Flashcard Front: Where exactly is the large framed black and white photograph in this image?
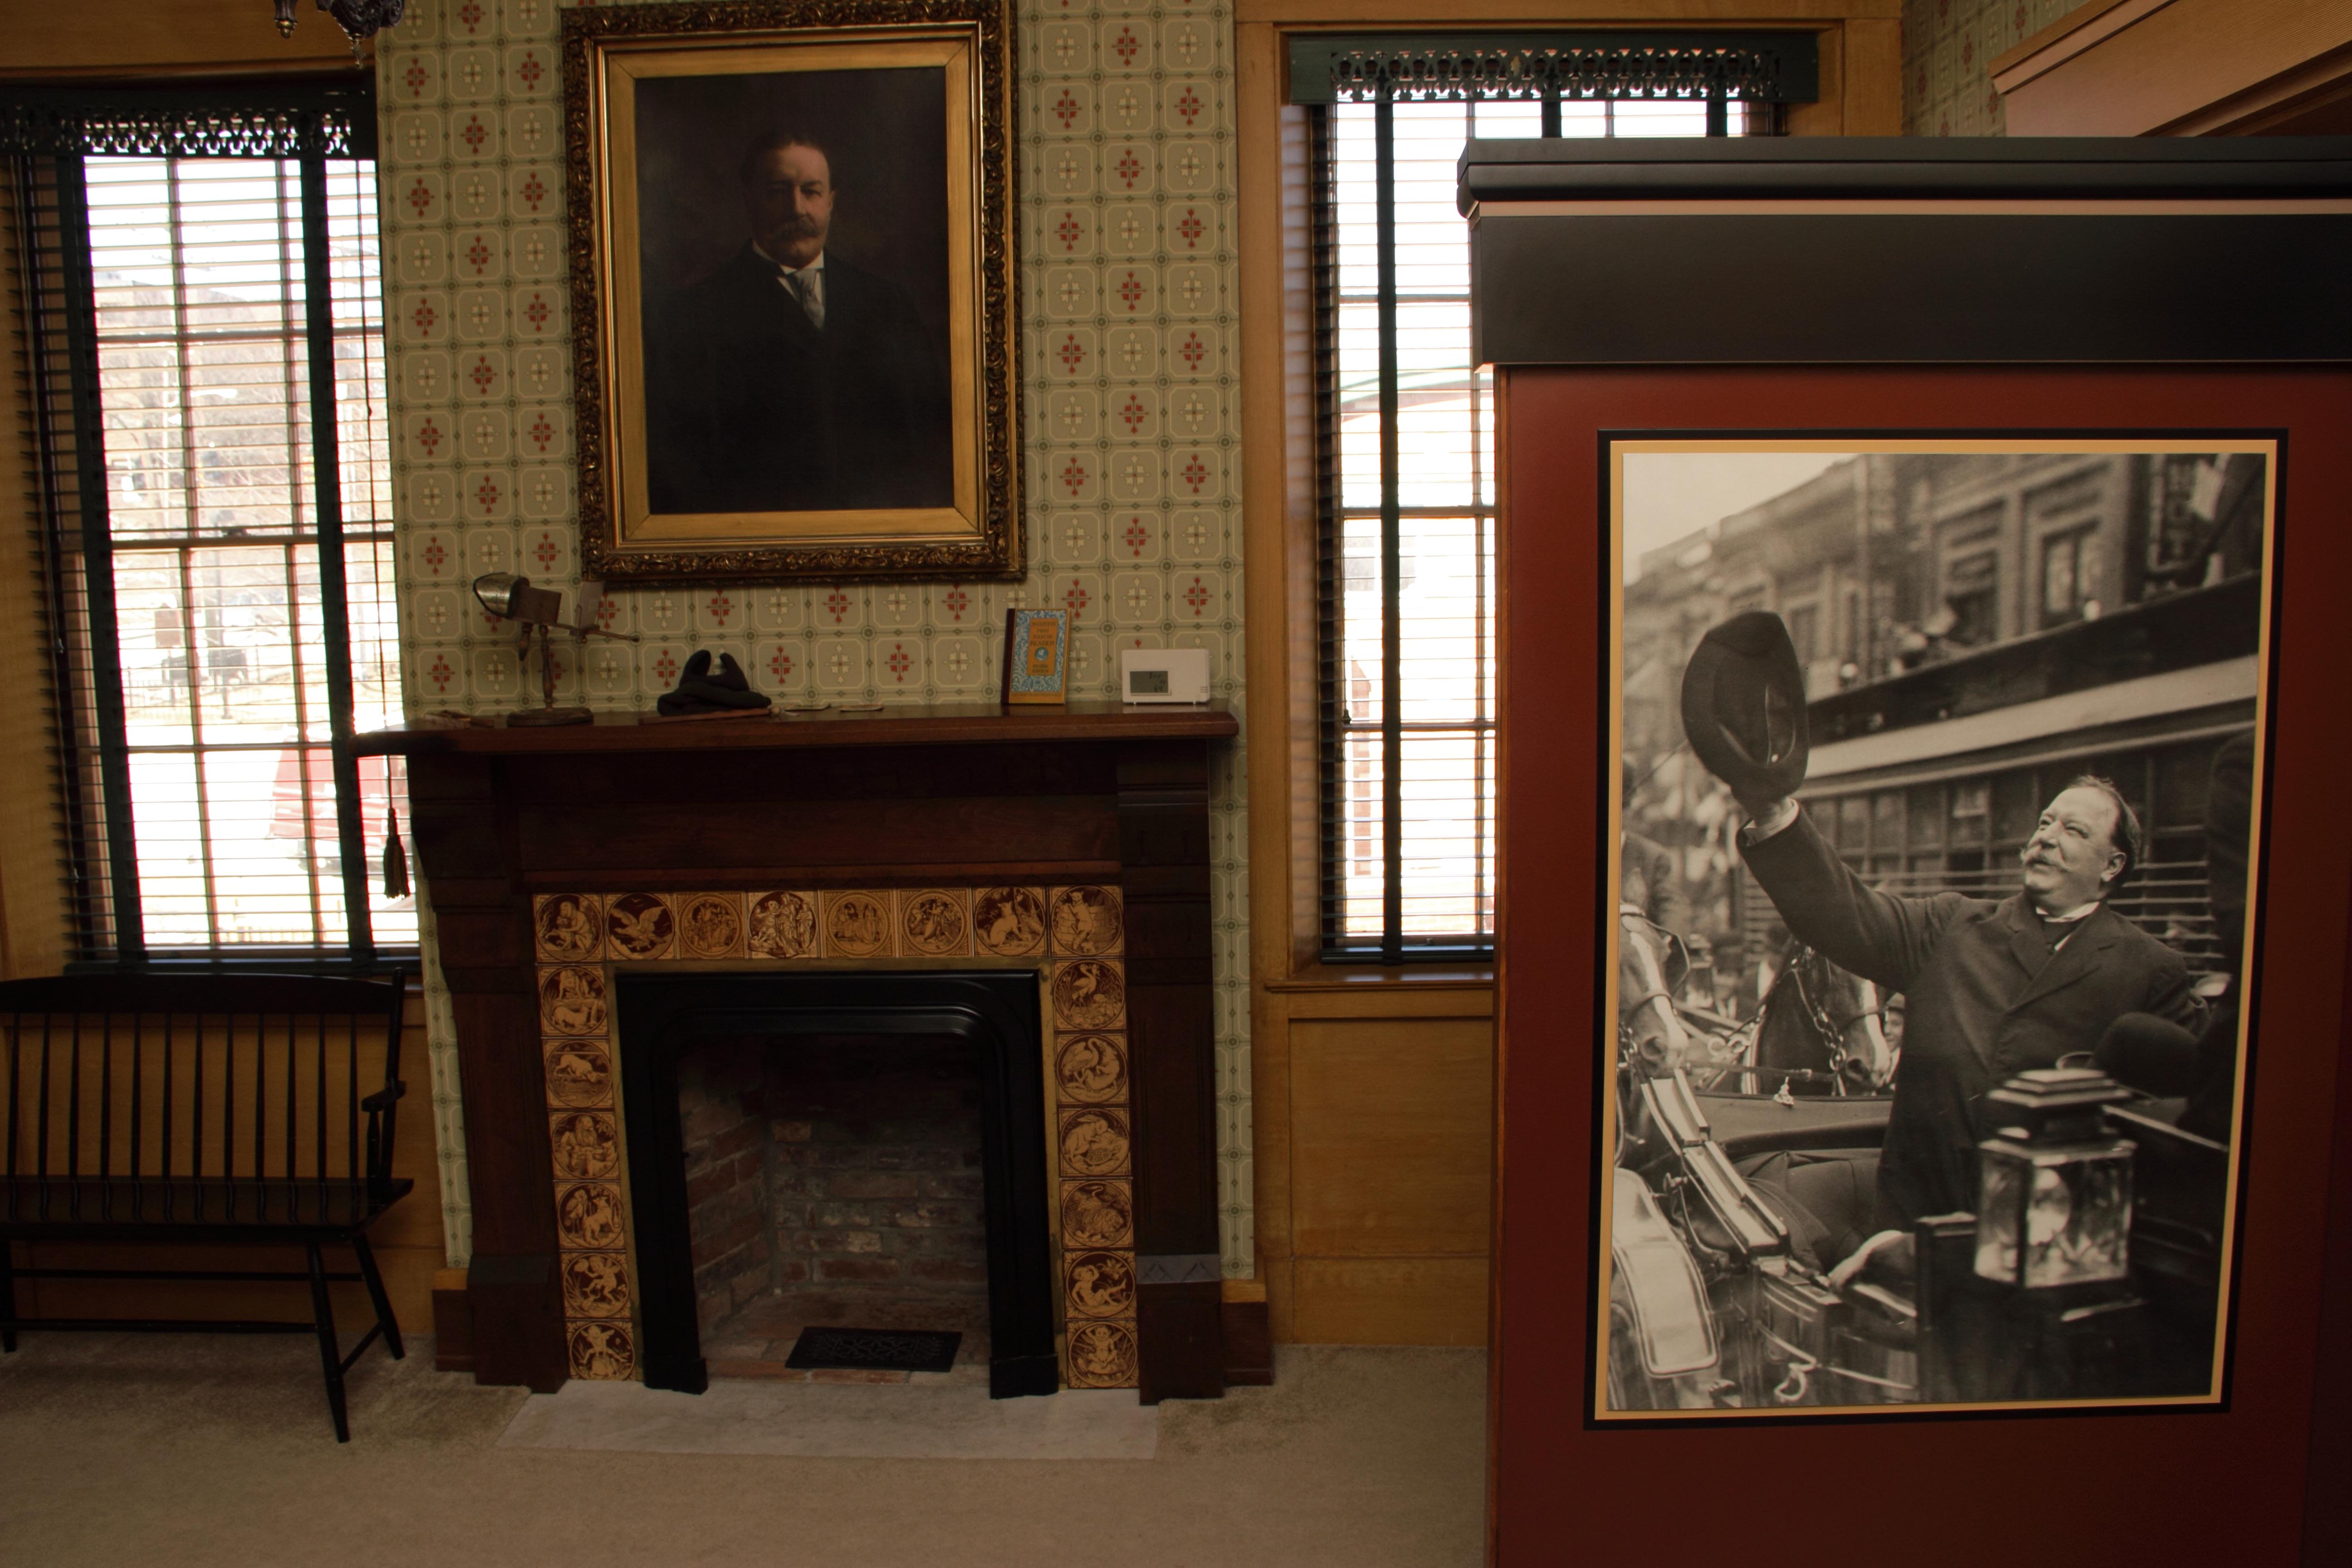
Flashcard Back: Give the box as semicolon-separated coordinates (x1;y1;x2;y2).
562;0;1019;583
1598;436;2275;1419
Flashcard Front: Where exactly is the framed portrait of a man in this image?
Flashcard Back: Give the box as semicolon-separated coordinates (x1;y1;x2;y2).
561;0;1019;582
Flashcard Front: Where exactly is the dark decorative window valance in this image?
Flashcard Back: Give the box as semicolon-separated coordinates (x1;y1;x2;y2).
0;83;374;160
1287;32;1819;107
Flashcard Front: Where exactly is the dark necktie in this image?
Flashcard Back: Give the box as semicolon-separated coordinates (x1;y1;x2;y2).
2034;909;2093;957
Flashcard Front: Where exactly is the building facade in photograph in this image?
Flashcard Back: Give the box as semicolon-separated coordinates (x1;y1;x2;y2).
1623;450;2263;988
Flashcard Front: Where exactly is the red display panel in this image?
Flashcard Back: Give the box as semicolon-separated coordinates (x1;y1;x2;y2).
1490;366;2352;1566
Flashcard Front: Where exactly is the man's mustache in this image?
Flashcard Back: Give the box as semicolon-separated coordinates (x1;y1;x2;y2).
768;213;825;237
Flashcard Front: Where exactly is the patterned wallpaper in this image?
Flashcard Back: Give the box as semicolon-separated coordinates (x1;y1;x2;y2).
1904;0;2080;135
373;0;1252;1279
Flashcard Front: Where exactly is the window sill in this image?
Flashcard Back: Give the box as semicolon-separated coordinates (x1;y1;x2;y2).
66;947;422;978
1266;962;1496;993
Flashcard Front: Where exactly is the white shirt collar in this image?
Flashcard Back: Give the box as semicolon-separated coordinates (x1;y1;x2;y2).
752;242;824;275
2036;900;2102;925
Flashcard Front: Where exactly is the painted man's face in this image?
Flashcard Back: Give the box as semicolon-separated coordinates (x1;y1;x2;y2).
745;143;833;267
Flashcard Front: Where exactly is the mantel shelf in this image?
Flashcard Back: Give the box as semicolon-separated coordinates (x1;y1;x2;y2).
352;700;1236;756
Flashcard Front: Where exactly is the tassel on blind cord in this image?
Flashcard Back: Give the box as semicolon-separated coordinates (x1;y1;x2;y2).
382;804;411;900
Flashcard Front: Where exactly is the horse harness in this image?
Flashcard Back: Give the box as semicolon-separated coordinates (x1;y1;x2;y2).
1780;942;1888;1092
1619;916;1887;1092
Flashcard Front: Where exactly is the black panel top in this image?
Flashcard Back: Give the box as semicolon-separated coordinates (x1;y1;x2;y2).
1457;135;2352;211
1460;137;2352;365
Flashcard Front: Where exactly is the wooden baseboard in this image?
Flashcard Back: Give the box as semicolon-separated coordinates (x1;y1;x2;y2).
431;1266;473;1373
1220;1278;1273;1386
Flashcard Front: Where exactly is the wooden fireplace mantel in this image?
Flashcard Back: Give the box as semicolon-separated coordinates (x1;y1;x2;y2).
355;701;1237;757
355;703;1235;1402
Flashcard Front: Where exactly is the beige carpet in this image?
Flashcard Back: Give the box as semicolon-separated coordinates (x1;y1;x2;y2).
0;1333;1485;1567
499;1377;1163;1459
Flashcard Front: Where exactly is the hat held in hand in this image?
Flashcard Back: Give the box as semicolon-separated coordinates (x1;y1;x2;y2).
1679;610;1809;802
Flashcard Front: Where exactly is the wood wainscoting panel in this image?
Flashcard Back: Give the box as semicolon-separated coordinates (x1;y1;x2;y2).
1842;18;1904;135
1283;1011;1495;1345
1290;1258;1492;1347
1290;1016;1494;1260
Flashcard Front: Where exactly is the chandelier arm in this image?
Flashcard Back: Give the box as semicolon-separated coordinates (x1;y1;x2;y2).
274;0;407;44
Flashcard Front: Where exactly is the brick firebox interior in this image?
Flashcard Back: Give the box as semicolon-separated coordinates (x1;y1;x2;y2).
680;1033;991;1376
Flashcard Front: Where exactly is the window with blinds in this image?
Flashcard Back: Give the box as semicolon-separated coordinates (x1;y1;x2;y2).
1289;36;1813;961
7;86;412;962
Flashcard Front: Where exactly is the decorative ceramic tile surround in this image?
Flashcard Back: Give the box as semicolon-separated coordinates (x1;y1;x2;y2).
531;882;1133;1385
373;0;1251;1282
1902;0;2078;136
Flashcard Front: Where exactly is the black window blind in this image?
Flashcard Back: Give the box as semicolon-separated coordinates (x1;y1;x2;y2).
1292;34;1814;963
4;83;413;963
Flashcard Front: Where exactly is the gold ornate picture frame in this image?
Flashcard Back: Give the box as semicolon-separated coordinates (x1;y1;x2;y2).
561;0;1021;583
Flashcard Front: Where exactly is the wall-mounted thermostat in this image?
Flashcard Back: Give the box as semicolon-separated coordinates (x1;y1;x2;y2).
1119;647;1210;705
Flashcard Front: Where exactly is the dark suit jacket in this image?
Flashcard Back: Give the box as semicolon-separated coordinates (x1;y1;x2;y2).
1744;810;2200;1231
1621;831;1690;935
645;245;951;514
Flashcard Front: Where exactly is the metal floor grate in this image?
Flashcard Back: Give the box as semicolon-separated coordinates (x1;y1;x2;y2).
782;1326;963;1374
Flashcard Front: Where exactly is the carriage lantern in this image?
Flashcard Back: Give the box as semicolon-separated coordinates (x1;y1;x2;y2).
1973;1068;2137;1289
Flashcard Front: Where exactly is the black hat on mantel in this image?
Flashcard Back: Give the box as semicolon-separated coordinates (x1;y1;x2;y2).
1679;610;1809;802
657;649;774;718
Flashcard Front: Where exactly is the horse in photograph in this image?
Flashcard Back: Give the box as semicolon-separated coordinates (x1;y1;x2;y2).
1750;941;1894;1097
1608;907;1703;1081
1621;910;1890;1098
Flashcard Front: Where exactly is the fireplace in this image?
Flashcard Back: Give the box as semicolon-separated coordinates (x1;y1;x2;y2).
678;1033;989;1367
619;970;1058;1397
532;884;1133;1390
366;705;1238;1402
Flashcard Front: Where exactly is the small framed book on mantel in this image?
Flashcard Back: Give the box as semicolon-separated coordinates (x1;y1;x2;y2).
1001;608;1068;705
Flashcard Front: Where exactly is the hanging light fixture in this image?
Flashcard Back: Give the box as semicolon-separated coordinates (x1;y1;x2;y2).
274;0;407;42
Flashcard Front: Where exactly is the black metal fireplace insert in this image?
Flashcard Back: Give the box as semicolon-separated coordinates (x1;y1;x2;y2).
616;969;1057;1397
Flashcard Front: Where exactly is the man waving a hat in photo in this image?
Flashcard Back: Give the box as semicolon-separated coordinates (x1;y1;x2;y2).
1681;611;2203;1249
